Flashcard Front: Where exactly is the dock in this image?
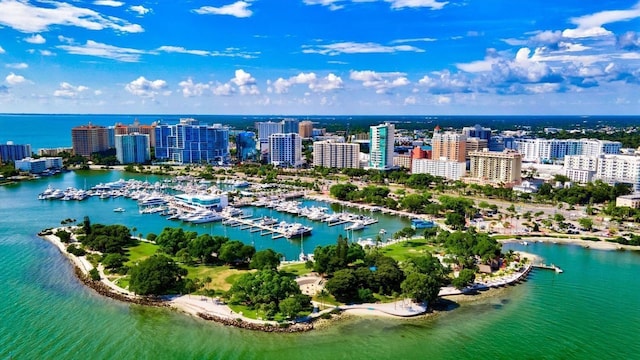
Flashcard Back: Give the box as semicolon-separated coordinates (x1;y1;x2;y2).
218;212;311;239
532;263;564;273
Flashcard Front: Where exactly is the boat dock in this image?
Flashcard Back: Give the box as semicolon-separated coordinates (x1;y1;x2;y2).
218;212;311;239
532;263;564;273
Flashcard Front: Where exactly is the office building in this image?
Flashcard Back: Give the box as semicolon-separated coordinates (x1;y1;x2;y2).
468;149;522;186
282;118;299;134
462;124;492;141
368;123;395;170
256;121;284;153
15;157;62;173
313;140;360;169
269;133;302;167
236;131;257;162
515;138;621;163
412;158;466;180
115;133;150;164
72;124;110;157
155;118;229;164
465;137;489;159
0;142;32;162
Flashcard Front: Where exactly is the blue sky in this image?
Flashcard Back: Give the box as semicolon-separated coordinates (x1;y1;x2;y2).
0;0;639;115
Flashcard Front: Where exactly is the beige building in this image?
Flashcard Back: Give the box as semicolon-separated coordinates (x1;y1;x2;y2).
465;137;488;159
313;140;360;169
299;121;313;138
468;149;522;186
394;154;412;169
72;124;109;157
616;194;640;208
432;130;466;163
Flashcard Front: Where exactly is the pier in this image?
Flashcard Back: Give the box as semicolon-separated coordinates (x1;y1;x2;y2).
217;212;311;239
532;263;564;273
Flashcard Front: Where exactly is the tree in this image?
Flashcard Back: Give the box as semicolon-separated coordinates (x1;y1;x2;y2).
102;253;127;271
279;294;311;319
56;229;72;243
452;269;476;289
325;268;359;303
401;272;440;304
83;216;91;234
219;240;255;265
445;212;466;230
578;217;594;231
129;255;188;296
227;270;305;310
250;249;281;270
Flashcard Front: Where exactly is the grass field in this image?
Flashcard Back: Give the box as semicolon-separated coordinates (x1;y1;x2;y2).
377;238;437;261
125;241;159;266
279;262;313;277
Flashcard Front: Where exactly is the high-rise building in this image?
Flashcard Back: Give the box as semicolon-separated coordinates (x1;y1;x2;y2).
565;154;640;191
462;124;492;141
515;138;621;163
299;121;314;138
412;158;466;180
368;123;395;170
282;118;299;134
0;141;32;162
256;121;284;153
269;133;302;167
115;133;150;164
313;140;360;169
236;131;257;162
72;124;110;157
465;137;489;159
432;129;466;163
468;149;522;186
154;118;229;164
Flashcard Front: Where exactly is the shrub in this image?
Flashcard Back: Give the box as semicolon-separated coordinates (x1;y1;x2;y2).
89;268;100;281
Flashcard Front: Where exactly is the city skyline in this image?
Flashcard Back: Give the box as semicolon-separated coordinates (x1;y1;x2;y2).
0;1;639;115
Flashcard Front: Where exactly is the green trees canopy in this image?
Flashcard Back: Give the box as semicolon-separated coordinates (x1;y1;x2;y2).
155;227;198;255
401;272;441;304
227;269;307;310
219;240;255;265
451;268;476;290
329;183;359;201
80;223;134;254
128;254;188;296
250;249;281;270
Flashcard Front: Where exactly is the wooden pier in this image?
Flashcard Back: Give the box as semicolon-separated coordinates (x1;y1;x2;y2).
532;263;564;273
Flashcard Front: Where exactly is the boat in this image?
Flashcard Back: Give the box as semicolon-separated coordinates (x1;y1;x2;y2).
345;221;365;231
220;206;244;217
113;207;125;213
185;211;223;224
282;223;312;238
256;216;278;226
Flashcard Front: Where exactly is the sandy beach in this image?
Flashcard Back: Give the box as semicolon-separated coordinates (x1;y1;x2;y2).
499;236;640;251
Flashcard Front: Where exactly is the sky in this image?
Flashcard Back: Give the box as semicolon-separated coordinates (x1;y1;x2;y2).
0;0;639;115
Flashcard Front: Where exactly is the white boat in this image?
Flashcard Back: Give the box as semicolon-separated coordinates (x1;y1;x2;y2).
113;207;125;213
345;221;365;231
256;216;278;226
137;196;167;206
186;211;223;224
221;206;244;217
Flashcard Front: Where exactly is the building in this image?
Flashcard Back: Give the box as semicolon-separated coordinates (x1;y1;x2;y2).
0;142;32;162
256;121;284;154
616;194;640;208
465;137;489;160
281;118;299;134
515;138;621;163
15;157;62;173
38;147;73;157
411;158;466;180
299;121;313;138
564;154;640;191
109;120;157;148
174;193;228;211
269;133;302;167
236;131;258;162
488;135;516;152
115;133;150;164
394;154;412;169
154;118;229;164
468;149;522;186
432;129;466;163
313;140;360;169
462;124;492;141
72;124;110;157
368;123;395;170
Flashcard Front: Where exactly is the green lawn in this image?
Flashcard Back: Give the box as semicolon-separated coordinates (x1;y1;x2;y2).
227;303;287;322
378;238;437;261
125;241;159;266
181;265;251;292
279;262;314;277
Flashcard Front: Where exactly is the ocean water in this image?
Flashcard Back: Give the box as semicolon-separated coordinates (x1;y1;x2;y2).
1;172;640;359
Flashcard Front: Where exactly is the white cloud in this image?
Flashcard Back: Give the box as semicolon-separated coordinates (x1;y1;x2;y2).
130;5;151;15
269;72;318;94
194;1;253;18
178;78;211;97
93;0;124;7
350;70;410;94
6;63;28;69
403;96;416;105
0;0;144;33
385;0;448;10
303;41;424;55
232;69;256;86
125;76;168;98
212;83;234;96
6;72;26;85
562;3;640;39
53;82;89;98
25;34;46;44
309;73;343;92
158;46;209;57
391;37;437;44
39;50;54;56
418;70;473;94
157;45;258;59
58;35;73;44
436;95;451;104
58;40;146;62
0;46;4;54
94;90;103;96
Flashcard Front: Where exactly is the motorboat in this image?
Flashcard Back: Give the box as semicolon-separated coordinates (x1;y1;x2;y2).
345;221;365;231
185;211;223;224
113;207;126;213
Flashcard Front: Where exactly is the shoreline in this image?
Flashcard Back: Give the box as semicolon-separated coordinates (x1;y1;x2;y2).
498;236;640;251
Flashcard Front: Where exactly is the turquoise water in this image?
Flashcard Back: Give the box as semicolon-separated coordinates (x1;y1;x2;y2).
2;172;640;359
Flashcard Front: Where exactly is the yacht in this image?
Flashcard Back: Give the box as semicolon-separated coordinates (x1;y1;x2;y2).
345;221;365;231
186;211;223;224
220;206;244;217
137;196;167;206
256;216;278;226
113;207;126;213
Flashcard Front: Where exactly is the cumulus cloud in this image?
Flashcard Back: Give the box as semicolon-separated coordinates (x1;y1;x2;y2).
230;69;259;94
5;72;26;85
125;76;168;98
350;70;410;94
6;63;28;69
269;72;317;94
212;83;234;96
25;34;46;44
302;41;424;55
194;1;253;18
0;0;143;33
130;5;151;15
0;45;4;54
617;31;640;50
178;78;211;97
418;70;473;94
309;73;343;92
58;40;146;62
53;82;89;98
304;0;448;11
93;0;124;7
562;3;640;39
